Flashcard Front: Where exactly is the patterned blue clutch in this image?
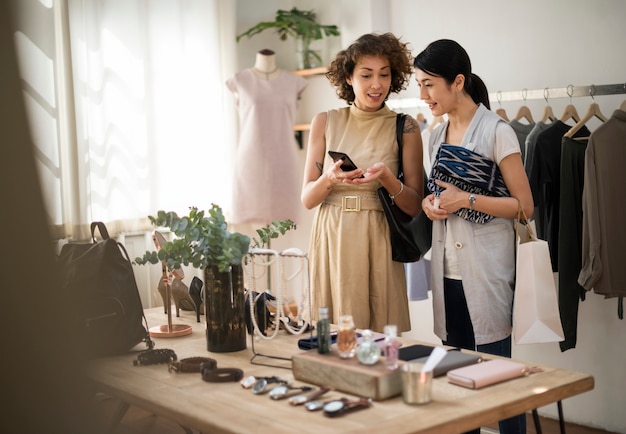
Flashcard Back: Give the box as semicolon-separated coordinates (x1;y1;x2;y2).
427;144;509;224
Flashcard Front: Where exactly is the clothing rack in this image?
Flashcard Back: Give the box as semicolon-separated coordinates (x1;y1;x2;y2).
491;83;626;103
387;82;626;110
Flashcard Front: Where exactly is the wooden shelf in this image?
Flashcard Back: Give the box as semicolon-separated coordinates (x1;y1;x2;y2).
292;67;327;147
292;66;328;76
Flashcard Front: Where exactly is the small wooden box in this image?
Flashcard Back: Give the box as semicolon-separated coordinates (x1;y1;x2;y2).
291;348;402;401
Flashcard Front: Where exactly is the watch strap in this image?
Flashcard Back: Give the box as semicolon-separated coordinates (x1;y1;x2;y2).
469;193;476;211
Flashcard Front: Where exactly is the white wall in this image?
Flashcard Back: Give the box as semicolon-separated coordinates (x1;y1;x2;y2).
12;0;624;431
394;3;626;433
234;1;626;432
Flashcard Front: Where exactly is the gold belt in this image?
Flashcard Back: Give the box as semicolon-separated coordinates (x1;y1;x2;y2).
324;192;383;212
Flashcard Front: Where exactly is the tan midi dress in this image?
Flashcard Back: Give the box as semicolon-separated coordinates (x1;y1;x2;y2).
309;104;410;333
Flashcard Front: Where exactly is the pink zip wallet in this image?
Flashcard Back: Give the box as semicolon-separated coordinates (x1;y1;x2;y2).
446;359;527;389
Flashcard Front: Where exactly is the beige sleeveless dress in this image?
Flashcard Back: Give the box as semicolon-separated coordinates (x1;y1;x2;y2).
309;104;410;333
226;69;307;224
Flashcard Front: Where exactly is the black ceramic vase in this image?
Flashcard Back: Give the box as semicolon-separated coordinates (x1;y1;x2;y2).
204;264;247;352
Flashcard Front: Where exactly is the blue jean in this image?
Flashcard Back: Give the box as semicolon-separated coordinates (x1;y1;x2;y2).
442;278;526;434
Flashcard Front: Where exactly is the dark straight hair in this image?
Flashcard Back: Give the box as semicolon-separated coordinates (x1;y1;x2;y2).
413;39;490;109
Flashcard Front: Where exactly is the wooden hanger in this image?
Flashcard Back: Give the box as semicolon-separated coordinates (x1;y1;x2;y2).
559;103;580;123
494;91;509;122
560;84;580;124
540;105;556;123
496;108;510;122
564;102;607;138
512;89;534;124
514;105;535;124
540;88;556;123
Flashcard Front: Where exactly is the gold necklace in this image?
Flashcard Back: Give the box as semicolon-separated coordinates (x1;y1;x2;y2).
253;66;278;79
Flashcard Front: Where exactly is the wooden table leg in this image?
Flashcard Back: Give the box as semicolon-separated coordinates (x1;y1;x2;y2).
107;401;130;433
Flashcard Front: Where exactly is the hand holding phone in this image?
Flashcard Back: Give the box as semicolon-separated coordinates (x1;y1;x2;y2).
328;151;364;178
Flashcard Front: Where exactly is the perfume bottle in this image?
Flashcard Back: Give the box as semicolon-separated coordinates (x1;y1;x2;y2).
337;315;357;358
384;324;400;370
356;329;381;365
317;307;331;354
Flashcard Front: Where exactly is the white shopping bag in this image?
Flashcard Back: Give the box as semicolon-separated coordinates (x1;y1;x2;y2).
513;217;564;345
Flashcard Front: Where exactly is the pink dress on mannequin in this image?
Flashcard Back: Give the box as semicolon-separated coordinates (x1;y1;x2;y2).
226;69;307;224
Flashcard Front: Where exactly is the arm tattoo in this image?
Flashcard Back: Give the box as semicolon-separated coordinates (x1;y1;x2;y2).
403;116;419;134
315;161;324;174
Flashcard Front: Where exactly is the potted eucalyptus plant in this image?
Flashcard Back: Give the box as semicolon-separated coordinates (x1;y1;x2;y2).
236;7;340;70
135;204;296;352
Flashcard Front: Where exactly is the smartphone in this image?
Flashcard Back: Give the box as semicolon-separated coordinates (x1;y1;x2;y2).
328;151;364;177
398;344;435;361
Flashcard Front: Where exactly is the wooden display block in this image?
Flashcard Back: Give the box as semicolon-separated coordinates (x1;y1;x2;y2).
291;348;402;401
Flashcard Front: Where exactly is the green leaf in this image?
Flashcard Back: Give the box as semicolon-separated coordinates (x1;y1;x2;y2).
135;204;295;273
236;7;340;44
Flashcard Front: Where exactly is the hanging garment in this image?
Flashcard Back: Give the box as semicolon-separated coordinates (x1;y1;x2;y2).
226;70;307;224
508;119;535;163
557;136;588;352
524;121;551;177
405;260;430;301
529;121;590;271
404;127;436;301
578;109;626;314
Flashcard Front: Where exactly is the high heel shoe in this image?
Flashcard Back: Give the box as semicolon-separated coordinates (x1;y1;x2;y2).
189;276;204;323
244;291;275;335
157;276;196;317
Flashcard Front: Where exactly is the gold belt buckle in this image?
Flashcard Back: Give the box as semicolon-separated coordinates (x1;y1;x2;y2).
342;195;361;212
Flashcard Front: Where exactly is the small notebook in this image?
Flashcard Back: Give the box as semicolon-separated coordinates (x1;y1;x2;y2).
412;350;482;377
447;359;527;389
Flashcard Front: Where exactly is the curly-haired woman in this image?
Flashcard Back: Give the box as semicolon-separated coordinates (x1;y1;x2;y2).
302;33;423;333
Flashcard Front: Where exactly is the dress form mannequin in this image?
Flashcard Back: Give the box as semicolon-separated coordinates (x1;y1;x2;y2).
225;48;307;225
252;49;281;80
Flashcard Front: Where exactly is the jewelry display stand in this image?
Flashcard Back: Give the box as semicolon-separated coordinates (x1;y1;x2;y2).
244;248;312;368
149;231;193;338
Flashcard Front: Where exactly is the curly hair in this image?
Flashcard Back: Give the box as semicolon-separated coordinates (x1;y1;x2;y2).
326;33;413;104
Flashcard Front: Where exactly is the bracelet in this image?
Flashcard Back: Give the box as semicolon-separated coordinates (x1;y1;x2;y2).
389;181;404;204
201;365;244;383
133;348;177;366
169;357;217;373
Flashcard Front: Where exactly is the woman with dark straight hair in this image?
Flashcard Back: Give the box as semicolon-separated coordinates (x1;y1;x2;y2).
415;39;533;434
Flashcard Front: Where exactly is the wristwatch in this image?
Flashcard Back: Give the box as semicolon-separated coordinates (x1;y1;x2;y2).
322;397;372;417
269;385;313;400
468;193;476;211
288;386;331;405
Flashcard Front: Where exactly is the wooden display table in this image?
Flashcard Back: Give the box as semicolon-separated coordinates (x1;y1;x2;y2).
85;308;594;434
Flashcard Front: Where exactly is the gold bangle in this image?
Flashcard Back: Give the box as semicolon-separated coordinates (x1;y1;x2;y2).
389;181;404;204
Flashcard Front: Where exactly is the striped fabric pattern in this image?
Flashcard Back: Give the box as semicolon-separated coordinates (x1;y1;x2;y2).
427;144;509;224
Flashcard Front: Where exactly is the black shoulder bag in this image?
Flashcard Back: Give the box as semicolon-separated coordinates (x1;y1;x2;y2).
377;113;432;262
58;222;154;358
